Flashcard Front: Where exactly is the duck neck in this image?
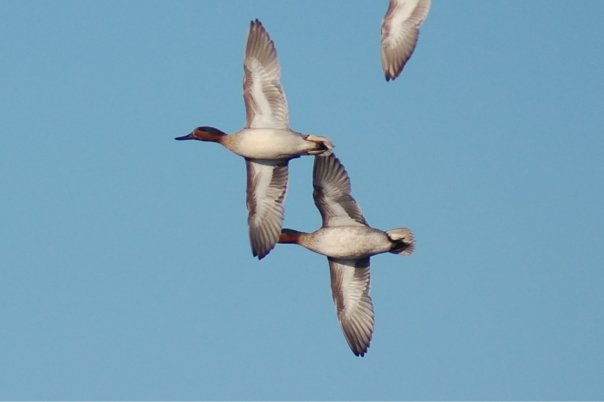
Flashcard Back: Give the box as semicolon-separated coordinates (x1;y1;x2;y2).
279;228;306;244
196;127;227;143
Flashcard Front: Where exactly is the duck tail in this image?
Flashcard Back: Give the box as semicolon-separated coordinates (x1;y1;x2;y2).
305;134;334;155
386;228;415;256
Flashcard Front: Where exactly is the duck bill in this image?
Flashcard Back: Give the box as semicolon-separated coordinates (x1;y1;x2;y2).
174;133;195;141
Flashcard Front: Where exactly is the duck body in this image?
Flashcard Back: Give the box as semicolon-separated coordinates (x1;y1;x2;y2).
224;128;326;160
281;226;395;260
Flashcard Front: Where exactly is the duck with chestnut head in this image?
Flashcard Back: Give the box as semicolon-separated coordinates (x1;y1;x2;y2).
279;153;415;356
176;20;333;259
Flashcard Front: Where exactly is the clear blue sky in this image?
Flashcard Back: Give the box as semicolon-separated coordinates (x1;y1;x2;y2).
2;0;603;399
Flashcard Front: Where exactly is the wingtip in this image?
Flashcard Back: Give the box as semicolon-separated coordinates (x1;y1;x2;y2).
251;241;275;260
250;18;263;29
346;335;371;357
252;247;268;260
384;68;401;81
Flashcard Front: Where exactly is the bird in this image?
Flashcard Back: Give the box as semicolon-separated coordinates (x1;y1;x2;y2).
278;153;415;356
175;19;333;260
381;0;431;81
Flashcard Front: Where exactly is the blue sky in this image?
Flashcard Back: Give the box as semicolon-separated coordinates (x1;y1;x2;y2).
1;0;603;399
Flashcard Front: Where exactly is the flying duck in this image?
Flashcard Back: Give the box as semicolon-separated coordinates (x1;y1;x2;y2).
176;20;333;259
279;153;415;356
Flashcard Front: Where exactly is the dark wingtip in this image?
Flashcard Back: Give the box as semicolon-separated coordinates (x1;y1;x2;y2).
252;244;271;260
351;346;368;357
254;250;269;260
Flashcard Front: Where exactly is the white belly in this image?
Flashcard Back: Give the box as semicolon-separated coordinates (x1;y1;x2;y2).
228;128;309;160
304;226;392;259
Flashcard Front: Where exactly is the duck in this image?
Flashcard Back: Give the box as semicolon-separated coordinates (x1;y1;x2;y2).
381;0;431;81
278;153;415;356
175;19;333;259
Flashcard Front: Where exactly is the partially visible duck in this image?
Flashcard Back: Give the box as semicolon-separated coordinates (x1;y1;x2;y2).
176;20;333;259
381;0;431;81
278;153;415;356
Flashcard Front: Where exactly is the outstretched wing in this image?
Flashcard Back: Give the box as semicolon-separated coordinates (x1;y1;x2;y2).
246;159;289;259
243;19;289;129
329;257;374;357
381;0;431;81
312;153;368;227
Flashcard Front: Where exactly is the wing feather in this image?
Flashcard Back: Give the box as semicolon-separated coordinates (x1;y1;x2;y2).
329;257;374;356
243;20;289;129
246;159;289;259
313;154;368;227
381;0;431;81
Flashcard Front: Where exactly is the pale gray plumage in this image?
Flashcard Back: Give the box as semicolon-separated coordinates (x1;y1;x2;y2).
278;153;415;356
314;154;374;356
313;153;368;228
246;159;289;259
176;19;333;260
329;257;374;356
381;0;431;81
244;20;289;129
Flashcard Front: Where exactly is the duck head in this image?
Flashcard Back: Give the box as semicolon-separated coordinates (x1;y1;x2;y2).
175;126;227;142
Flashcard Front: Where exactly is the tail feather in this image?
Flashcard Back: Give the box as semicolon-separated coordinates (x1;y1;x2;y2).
387;228;415;256
305;134;334;155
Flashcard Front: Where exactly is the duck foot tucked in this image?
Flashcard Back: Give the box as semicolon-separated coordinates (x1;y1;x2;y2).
305;135;334;155
387;227;415;256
